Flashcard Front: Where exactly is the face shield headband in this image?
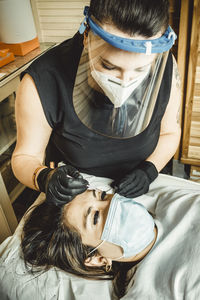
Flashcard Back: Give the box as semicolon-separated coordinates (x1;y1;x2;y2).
79;6;177;55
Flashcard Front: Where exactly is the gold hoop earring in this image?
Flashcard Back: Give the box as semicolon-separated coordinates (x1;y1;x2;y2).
105;264;112;272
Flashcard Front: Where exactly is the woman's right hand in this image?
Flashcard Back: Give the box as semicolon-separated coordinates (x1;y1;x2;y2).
37;165;88;206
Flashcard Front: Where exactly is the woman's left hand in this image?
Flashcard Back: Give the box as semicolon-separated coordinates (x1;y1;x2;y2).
112;161;158;198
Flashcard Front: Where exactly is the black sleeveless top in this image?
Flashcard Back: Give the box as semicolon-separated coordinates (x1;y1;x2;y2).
21;32;173;180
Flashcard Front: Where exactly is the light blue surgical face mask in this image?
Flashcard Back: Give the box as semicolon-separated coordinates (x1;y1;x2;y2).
89;193;155;259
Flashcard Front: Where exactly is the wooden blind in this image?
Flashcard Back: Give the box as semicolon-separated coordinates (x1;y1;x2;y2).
31;0;179;44
31;0;89;43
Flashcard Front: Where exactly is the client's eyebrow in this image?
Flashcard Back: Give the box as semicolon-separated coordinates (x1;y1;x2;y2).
84;206;92;228
92;190;96;197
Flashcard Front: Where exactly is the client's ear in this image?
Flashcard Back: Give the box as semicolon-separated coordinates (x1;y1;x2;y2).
84;255;112;267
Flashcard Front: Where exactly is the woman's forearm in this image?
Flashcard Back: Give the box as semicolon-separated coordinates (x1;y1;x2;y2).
12;74;52;190
11;153;47;190
146;129;181;172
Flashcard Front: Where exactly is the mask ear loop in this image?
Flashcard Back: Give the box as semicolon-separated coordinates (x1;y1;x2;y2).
88;243;125;261
88;240;107;256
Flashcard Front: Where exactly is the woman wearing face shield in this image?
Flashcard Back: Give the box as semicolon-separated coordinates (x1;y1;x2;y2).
11;0;181;205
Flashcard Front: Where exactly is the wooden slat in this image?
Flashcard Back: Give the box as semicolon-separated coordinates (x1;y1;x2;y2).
41;36;72;43
38;9;84;16
39;16;83;22
188;145;200;158
195;67;200;83
37;2;88;9
174;0;191;159
190;136;200;146
42;22;79;29
41;28;79;37
193;96;200;110
181;157;200;166
181;0;200;161
190;121;200;135
37;0;85;2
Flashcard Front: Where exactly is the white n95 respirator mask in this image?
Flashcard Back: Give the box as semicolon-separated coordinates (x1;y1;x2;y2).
89;193;155;259
91;69;150;108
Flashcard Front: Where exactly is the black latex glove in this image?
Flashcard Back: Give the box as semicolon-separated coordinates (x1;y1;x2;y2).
37;165;88;206
112;161;158;198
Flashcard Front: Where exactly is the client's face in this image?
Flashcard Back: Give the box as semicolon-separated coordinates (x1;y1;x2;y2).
63;190;122;259
64;190;157;262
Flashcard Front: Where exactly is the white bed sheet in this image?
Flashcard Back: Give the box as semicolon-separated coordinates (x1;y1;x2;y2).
1;174;200;300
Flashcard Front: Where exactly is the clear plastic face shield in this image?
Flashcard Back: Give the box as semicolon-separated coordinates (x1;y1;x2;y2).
73;6;177;138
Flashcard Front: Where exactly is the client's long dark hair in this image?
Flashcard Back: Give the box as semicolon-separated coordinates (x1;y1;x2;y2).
21;201;137;299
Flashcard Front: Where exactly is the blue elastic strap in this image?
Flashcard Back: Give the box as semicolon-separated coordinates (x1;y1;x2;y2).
79;6;177;54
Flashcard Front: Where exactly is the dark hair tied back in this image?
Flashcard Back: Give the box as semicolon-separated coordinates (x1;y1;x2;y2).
89;0;169;37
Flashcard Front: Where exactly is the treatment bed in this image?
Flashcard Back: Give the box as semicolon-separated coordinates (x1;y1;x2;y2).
1;174;200;300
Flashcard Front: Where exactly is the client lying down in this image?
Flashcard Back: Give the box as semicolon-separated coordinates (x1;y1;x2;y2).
21;190;156;299
1;174;200;299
